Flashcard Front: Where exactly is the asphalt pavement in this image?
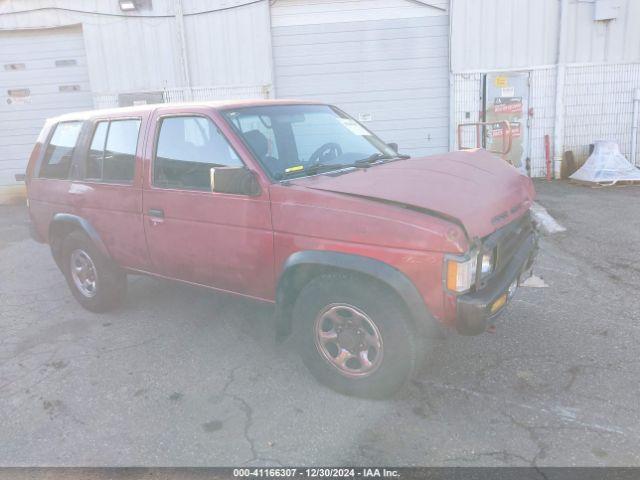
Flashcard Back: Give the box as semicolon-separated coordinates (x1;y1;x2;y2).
0;180;639;467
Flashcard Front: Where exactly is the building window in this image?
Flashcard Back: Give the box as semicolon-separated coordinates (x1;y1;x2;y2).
7;88;30;98
85;119;141;184
4;63;25;71
59;85;81;92
55;59;77;67
40;122;83;179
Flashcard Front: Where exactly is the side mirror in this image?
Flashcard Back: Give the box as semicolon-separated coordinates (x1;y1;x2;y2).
210;166;261;196
387;142;399;153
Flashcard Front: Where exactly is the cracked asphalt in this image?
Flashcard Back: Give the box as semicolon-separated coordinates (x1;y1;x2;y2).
1;180;639;467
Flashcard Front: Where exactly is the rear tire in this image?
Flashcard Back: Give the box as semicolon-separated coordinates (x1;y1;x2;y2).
61;230;127;313
292;272;419;399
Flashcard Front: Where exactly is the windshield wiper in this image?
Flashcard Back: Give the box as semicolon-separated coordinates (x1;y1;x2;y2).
279;152;412;180
353;152;411;167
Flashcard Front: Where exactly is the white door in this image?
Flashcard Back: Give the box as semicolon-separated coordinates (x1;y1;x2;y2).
0;25;93;188
272;10;450;157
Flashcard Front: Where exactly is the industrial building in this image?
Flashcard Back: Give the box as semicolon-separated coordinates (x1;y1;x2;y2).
1;0;639;202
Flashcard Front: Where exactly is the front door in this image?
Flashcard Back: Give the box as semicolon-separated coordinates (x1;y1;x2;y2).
141;107;275;301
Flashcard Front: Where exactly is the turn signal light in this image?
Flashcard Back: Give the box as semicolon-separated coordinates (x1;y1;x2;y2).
446;255;477;293
490;293;508;314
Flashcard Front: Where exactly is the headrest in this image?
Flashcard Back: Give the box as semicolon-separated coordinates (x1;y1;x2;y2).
244;129;268;158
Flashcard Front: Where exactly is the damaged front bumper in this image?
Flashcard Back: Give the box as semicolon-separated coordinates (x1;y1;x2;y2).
455;226;538;335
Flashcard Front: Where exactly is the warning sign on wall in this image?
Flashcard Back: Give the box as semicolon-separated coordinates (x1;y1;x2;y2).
484;72;530;172
493;97;523;114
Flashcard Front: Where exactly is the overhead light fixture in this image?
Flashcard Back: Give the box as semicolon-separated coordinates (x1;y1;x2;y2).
119;0;137;11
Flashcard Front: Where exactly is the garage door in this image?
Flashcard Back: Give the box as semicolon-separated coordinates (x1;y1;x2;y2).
272;15;449;157
0;25;93;188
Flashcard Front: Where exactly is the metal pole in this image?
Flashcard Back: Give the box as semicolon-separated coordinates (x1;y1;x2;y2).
545;134;551;181
175;0;192;101
632;88;640;166
553;0;569;179
265;0;277;99
448;0;456;151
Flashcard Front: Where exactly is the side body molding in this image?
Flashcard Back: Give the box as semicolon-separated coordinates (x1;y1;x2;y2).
275;250;433;340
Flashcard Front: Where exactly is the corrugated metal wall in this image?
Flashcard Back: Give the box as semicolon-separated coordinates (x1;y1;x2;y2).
0;25;95;188
452;0;640;176
0;0;274;192
453;64;640;176
271;0;450;157
270;0;448;27
0;0;273;97
451;0;640;72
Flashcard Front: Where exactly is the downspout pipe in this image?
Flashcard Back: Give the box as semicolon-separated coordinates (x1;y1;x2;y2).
632;88;640;166
175;0;192;100
553;0;569;179
448;0;455;151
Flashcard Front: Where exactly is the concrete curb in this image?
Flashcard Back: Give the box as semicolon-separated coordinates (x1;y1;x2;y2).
0;185;26;206
531;202;567;234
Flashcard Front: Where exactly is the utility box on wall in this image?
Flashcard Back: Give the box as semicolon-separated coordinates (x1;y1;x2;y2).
118;91;164;107
594;0;620;21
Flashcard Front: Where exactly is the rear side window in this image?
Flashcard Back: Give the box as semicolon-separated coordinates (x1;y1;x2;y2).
85;119;140;183
40;121;82;179
154;116;242;191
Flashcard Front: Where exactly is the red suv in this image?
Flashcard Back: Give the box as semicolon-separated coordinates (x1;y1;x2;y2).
25;100;537;398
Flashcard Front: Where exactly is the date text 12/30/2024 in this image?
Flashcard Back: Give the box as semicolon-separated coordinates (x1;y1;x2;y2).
233;468;400;478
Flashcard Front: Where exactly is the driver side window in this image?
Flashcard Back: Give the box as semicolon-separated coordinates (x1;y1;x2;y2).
154;115;243;191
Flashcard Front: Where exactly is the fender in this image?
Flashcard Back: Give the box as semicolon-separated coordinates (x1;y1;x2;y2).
49;213;110;265
275;250;433;340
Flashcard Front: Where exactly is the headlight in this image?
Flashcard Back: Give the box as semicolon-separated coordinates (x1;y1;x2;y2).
480;249;495;278
446;254;477;293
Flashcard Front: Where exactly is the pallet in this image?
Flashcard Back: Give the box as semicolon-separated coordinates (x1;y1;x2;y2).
569;179;640;188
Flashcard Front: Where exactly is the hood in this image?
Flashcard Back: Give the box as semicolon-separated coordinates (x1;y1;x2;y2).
289;149;535;240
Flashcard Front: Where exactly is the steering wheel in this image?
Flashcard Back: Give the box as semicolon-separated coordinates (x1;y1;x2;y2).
308;142;343;164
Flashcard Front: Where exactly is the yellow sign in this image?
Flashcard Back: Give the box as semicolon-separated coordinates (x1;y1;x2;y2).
284;165;304;173
494;76;508;88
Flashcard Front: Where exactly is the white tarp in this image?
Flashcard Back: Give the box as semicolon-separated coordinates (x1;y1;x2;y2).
570;140;640;185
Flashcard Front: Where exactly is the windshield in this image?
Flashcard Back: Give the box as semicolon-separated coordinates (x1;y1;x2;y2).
223;104;399;179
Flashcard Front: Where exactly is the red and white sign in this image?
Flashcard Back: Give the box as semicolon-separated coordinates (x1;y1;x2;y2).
494;97;523;114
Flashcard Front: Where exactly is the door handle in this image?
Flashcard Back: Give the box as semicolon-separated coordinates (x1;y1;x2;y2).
148;208;165;226
148;208;164;218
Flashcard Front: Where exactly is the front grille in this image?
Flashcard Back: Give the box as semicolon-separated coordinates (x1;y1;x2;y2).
475;212;534;290
496;214;534;271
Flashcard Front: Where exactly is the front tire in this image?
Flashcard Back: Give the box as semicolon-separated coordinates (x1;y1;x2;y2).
292;273;420;399
61;231;127;313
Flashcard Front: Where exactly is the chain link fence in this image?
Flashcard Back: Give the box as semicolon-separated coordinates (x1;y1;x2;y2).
565;63;640;166
93;84;272;110
453;63;640;177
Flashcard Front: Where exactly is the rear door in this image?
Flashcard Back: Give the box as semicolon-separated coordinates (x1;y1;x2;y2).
141;106;275;301
68;113;150;270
